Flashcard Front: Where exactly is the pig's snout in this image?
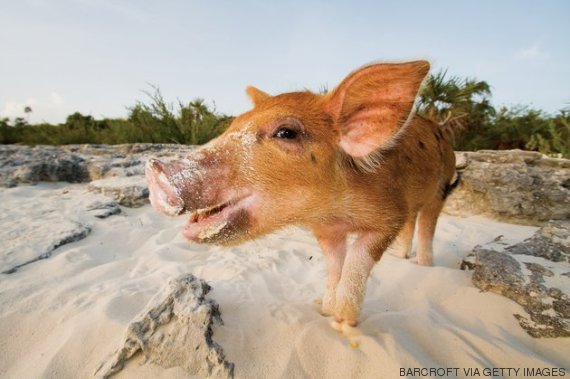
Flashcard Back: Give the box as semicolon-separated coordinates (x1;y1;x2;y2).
145;158;185;216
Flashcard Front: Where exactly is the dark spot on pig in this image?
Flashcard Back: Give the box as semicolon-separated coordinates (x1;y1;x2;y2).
418;141;426;149
310;152;317;164
404;154;412;164
435;129;443;142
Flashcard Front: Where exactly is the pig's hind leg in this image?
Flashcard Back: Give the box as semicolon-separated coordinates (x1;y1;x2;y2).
416;198;445;266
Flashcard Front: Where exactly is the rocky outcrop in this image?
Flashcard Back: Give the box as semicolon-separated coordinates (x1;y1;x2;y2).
0;144;195;208
95;274;234;379
2;146;90;187
0;144;193;187
445;150;570;225
461;221;570;338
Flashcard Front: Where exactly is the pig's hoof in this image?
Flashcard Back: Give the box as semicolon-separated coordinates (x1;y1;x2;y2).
315;298;332;316
320;308;333;317
416;257;433;266
330;320;361;347
320;300;335;317
334;298;360;326
330;320;343;332
320;291;336;316
392;249;411;259
334;315;358;327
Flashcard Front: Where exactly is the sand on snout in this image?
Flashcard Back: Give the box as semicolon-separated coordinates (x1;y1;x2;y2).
0;183;568;379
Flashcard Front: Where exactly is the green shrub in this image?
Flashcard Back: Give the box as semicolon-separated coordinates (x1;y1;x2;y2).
0;86;231;146
526;109;570;158
126;87;231;145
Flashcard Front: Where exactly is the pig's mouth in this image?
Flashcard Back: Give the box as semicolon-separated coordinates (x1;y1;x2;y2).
183;194;252;243
188;202;231;223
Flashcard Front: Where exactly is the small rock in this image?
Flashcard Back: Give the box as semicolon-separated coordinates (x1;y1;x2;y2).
88;176;149;207
455;152;469;169
95;274;234;378
85;200;122;219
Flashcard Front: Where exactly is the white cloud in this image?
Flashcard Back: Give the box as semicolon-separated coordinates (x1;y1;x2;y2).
0;92;66;123
515;44;550;61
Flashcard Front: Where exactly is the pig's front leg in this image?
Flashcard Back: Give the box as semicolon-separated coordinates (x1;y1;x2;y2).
334;232;392;326
314;231;347;316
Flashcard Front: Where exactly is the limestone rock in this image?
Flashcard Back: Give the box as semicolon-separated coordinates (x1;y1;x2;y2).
95;274;234;378
461;221;570;337
0;144;198;209
85;199;122;219
88;176;149;207
0;144;195;187
507;220;570;263
445;150;570;225
5;146;90;184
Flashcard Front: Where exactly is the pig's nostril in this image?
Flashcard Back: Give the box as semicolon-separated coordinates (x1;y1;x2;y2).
145;158;185;216
146;158;165;174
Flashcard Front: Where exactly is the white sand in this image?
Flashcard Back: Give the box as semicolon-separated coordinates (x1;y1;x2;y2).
0;183;568;378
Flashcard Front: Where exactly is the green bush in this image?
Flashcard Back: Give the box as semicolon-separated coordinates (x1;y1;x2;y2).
0;87;231;146
526;109;570;158
127;87;231;145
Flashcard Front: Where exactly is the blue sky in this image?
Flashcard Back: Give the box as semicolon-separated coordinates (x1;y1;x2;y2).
1;0;569;123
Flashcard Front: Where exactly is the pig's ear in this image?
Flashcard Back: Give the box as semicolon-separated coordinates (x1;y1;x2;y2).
246;86;271;107
326;61;429;157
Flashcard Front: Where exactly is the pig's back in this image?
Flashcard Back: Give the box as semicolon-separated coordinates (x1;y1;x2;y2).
379;115;456;209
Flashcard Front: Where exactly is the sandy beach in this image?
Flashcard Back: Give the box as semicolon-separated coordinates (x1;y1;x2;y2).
0;182;568;378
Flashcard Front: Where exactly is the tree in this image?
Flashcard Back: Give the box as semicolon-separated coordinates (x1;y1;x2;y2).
24;106;32;123
417;70;494;128
417;70;496;150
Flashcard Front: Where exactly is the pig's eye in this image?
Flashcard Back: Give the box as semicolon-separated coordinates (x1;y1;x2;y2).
273;127;299;140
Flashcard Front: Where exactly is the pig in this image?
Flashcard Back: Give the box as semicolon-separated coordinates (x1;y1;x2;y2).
145;60;458;327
